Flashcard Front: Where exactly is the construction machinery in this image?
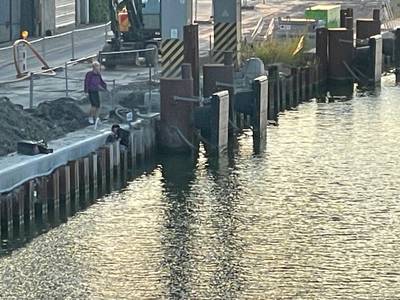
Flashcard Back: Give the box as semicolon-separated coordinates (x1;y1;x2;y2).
100;0;161;68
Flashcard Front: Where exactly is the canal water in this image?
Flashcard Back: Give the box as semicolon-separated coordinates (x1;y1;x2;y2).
1;76;400;299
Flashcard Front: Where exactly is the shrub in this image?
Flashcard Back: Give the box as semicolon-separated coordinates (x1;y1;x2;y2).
90;0;110;23
242;36;308;67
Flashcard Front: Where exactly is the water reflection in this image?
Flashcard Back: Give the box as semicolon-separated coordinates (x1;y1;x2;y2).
0;77;400;298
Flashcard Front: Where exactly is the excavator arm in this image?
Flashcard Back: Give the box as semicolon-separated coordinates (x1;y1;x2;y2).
109;0;145;42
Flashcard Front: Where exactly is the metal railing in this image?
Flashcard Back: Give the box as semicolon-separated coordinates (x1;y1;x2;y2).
0;22;111;70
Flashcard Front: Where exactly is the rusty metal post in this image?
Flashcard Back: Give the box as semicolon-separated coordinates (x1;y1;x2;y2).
68;160;80;213
160;64;197;152
36;177;48;226
79;157;90;207
316;28;328;84
203;56;235;127
105;144;114;193
97;148;107;197
14;187;25;238
280;76;286;112
128;132;137;171
268;65;279;122
47;170;60;224
121;149;128;185
59;165;71;219
373;9;380;21
328;29;354;82
24;181;35;234
356;19;381;41
290;68;299;108
184;24;200;96
89;152;98;202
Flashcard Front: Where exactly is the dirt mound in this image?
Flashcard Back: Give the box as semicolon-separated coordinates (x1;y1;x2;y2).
0;97;88;156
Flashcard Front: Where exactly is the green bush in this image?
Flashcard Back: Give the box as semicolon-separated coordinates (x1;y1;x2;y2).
90;0;110;23
242;37;307;67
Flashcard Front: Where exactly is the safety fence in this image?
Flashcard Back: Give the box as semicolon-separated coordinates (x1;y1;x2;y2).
0;22;111;70
0;47;160;110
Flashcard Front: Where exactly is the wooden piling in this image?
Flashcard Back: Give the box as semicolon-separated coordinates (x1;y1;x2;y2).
121;149;128;186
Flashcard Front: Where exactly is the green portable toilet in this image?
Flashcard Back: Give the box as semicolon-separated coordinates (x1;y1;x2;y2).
305;5;341;28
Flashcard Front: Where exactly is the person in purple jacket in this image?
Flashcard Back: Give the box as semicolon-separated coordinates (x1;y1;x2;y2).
84;61;107;127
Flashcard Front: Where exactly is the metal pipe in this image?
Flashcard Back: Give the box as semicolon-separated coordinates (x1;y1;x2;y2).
71;31;75;60
65;62;69;97
29;75;34;109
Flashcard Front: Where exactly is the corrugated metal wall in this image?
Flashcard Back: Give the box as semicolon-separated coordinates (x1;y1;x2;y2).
0;0;21;43
0;0;11;42
55;0;76;28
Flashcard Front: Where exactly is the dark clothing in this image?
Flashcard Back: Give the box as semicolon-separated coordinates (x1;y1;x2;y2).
84;71;107;93
88;91;100;108
106;128;130;148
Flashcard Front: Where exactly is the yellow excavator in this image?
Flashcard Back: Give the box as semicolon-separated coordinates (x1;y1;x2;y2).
99;0;161;68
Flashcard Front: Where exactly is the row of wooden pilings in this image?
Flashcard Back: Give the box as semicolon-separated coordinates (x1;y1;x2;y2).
266;64;323;124
0;122;156;246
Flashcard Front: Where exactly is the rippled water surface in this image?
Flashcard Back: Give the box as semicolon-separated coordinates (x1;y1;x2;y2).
1;78;400;299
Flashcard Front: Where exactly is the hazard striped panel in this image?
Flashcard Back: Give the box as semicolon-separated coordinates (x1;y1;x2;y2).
161;39;184;78
213;22;238;64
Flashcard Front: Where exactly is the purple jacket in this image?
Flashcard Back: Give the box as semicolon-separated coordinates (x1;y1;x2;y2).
84;71;107;93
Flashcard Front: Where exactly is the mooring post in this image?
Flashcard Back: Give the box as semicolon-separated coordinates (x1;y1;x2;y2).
287;75;294;109
47;169;60;224
316;28;328;85
89;152;98;202
203;54;235;129
184;24;200;96
59;165;71;219
369;35;383;85
253;75;268;141
280;76;287;112
68;160;80;213
268;65;279;122
160;64;197;152
97;148;108;196
395;28;400;84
